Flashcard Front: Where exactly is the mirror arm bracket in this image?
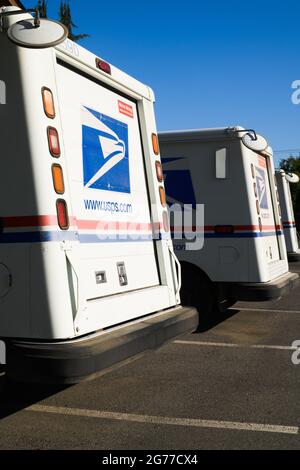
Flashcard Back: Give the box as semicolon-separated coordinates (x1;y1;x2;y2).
232;128;258;142
0;8;40;32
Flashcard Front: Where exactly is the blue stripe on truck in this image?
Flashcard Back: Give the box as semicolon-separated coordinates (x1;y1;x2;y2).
172;231;283;239
0;230;283;244
0;232;158;244
0;231;79;244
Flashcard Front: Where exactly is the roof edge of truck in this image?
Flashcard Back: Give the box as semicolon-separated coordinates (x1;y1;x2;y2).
55;38;154;102
158;126;261;143
1;6;154;102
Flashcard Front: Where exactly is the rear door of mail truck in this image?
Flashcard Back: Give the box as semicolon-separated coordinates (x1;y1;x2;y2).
55;61;160;303
250;152;280;262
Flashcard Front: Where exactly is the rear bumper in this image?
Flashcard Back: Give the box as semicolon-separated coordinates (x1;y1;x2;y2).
220;271;299;301
4;306;198;384
288;252;300;262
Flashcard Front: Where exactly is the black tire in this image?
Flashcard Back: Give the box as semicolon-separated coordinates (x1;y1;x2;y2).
226;298;238;309
217;297;238;313
180;265;216;325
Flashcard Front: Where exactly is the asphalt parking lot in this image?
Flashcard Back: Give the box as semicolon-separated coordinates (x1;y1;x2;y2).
0;263;300;450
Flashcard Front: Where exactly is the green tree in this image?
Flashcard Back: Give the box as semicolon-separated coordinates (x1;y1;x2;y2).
279;156;300;219
36;0;48;18
58;1;89;42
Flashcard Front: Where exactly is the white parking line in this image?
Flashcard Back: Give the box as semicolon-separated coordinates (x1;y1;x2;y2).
26;404;298;435
174;340;297;351
236;307;300;314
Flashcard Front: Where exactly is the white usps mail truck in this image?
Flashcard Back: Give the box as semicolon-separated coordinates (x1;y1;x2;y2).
275;170;300;261
0;6;197;383
159;127;298;315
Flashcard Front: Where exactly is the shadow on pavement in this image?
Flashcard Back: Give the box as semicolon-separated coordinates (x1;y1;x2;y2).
0;307;242;418
194;308;240;333
0;369;70;420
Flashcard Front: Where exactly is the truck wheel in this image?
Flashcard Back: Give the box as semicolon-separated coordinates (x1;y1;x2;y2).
217;297;237;313
226;298;238;309
180;268;216;324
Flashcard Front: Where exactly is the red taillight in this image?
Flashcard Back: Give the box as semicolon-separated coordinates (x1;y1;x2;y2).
214;225;234;234
56;199;69;230
96;58;111;75
155;161;164;183
47;127;61;157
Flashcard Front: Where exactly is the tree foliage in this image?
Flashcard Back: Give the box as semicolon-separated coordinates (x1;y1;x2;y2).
36;0;89;42
58;1;89;42
37;0;48;18
279;156;300;217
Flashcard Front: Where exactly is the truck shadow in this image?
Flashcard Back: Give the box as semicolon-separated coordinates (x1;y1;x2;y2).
195;308;240;333
0;369;70;420
0;307;241;419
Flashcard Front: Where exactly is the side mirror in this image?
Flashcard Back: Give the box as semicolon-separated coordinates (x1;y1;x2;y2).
1;8;68;48
285;173;300;184
241;132;268;152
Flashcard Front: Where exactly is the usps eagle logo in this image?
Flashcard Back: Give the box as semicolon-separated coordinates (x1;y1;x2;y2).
255;166;268;210
162;157;197;208
82;106;130;193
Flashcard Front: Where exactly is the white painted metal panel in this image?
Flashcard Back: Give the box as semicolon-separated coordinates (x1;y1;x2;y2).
56;62;160;310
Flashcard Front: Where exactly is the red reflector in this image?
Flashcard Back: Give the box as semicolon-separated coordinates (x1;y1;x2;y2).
96;58;111;75
56;199;69;230
47;127;61;157
214;225;234;234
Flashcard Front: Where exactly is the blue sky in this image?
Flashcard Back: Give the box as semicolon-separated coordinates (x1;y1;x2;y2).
25;0;300;165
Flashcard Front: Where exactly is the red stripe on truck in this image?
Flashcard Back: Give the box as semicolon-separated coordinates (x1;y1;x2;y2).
1;218;281;234
76;220;160;231
2;215;60;227
0;216;162;232
282;221;296;226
